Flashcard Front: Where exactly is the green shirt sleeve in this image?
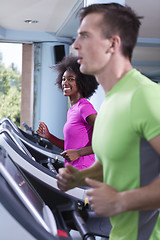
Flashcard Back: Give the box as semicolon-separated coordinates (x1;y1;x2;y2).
131;84;160;141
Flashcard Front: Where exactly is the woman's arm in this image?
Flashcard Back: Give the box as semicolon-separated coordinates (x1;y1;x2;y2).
61;146;93;161
36;121;64;149
86;113;97;126
47;134;64;150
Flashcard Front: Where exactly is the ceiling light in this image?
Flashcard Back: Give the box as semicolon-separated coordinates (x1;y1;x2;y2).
24;19;38;24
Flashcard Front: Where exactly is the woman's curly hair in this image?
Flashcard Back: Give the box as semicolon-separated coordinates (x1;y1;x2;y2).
53;55;98;99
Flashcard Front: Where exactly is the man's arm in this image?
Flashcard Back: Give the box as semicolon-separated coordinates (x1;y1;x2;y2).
57;160;103;192
86;134;160;217
149;134;160;155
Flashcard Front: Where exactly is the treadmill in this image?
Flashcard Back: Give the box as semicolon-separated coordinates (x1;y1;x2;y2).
0;118;112;239
0;146;70;240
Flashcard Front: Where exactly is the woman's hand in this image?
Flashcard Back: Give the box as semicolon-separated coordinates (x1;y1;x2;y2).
61;146;94;162
61;149;81;162
36;121;50;139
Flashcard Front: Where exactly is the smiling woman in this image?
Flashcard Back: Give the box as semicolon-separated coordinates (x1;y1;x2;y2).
36;54;98;170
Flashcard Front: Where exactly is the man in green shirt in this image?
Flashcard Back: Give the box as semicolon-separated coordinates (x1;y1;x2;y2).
57;3;160;239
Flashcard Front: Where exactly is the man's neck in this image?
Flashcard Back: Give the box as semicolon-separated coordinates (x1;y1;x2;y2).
95;57;133;94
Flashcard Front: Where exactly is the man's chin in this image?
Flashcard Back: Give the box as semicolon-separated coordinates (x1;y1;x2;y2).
80;65;90;75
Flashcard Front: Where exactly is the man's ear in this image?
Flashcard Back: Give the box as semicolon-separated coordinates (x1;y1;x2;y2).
110;35;121;53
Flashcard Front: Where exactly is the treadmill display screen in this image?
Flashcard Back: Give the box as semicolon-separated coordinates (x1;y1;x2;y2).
0;148;57;236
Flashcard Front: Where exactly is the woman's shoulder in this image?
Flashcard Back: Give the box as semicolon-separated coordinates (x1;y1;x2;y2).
78;98;97;113
78;98;90;105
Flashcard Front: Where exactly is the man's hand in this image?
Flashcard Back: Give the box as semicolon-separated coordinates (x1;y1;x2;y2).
86;178;122;217
57;163;81;191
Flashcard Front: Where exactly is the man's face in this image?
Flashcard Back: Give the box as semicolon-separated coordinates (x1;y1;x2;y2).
73;13;112;77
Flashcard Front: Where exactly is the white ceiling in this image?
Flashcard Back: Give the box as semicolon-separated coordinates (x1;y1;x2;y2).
0;0;160;38
0;0;83;40
0;0;160;79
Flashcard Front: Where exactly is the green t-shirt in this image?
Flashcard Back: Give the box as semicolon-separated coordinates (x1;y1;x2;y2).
92;69;160;240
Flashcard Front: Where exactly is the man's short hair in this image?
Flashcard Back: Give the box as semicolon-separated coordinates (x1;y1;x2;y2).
78;3;143;61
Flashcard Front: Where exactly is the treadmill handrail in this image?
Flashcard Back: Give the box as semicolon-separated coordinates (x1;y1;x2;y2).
0;116;21;133
18;134;63;161
0;128;34;160
1;117;63;157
